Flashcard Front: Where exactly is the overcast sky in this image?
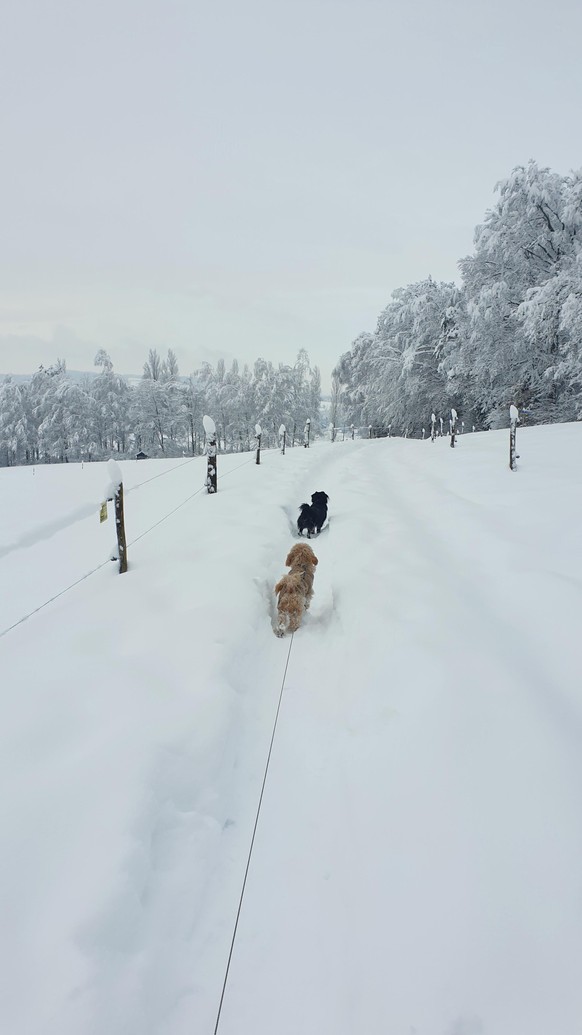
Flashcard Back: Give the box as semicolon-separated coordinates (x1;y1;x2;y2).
1;0;581;391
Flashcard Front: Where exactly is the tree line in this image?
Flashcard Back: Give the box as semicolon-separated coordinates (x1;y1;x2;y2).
0;347;321;466
332;161;582;436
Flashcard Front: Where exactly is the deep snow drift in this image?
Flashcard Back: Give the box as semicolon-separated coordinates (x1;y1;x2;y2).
1;426;582;1035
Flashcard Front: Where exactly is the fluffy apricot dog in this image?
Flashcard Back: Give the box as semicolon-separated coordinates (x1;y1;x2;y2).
274;542;318;636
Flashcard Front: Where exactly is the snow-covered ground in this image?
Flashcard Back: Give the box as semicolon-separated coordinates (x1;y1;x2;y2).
2;426;582;1035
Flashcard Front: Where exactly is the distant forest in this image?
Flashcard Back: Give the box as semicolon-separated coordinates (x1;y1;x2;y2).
3;160;582;465
0;348;321;466
332;161;582;436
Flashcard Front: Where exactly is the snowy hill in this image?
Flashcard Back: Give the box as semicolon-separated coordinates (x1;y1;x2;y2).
2;427;582;1035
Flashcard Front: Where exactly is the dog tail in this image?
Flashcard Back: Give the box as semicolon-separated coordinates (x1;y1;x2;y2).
298;503;311;512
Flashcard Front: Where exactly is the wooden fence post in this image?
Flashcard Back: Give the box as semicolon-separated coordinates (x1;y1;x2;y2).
203;415;217;493
107;458;127;573
279;424;286;454
255;423;262;464
450;408;457;448
431;413;436;442
351;424;355;440
509;404;519;471
304;418;311;448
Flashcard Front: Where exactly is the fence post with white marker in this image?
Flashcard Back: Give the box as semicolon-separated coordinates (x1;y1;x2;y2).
509;404;519;471
255;423;262;464
304;418;311;448
450;408;457;448
203;415;217;493
279;424;286;454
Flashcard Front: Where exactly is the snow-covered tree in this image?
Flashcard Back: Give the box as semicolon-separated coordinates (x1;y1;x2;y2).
336;161;582;433
92;350;132;455
36;361;92;461
1;345;324;465
334;280;454;435
134;348;183;454
0;378;27;465
459;161;582;425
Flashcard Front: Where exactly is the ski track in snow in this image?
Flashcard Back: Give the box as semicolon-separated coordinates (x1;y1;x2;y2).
2;433;582;1035
216;437;582;1035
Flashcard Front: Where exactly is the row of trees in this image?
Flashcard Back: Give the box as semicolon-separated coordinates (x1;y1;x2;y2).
332;161;582;435
0;348;322;466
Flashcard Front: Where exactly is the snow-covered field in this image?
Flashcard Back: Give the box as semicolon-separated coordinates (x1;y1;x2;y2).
2;426;582;1035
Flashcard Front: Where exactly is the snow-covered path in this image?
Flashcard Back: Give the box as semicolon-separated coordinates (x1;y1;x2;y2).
215;435;582;1035
2;429;582;1035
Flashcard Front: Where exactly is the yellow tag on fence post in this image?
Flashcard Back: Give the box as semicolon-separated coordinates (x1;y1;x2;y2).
99;501;108;523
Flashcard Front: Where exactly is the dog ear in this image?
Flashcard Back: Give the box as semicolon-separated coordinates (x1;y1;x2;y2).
275;578;285;594
313;555;319;565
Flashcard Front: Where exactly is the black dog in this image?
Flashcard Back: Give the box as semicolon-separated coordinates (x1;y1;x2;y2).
297;491;329;538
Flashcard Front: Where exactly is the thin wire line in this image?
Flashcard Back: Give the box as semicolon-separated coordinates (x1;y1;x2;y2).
129;439;278;493
0;458;198;564
127;455;196;492
214;633;295;1035
0;456;256;640
127;485;206;547
0;560;112;640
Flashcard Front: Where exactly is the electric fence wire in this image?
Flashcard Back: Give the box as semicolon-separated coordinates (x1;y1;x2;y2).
129;438;280;494
1;442;305;1030
0;455;258;641
126;454;197;493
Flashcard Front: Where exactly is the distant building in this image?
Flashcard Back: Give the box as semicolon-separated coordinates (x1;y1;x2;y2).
135;450;149;460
